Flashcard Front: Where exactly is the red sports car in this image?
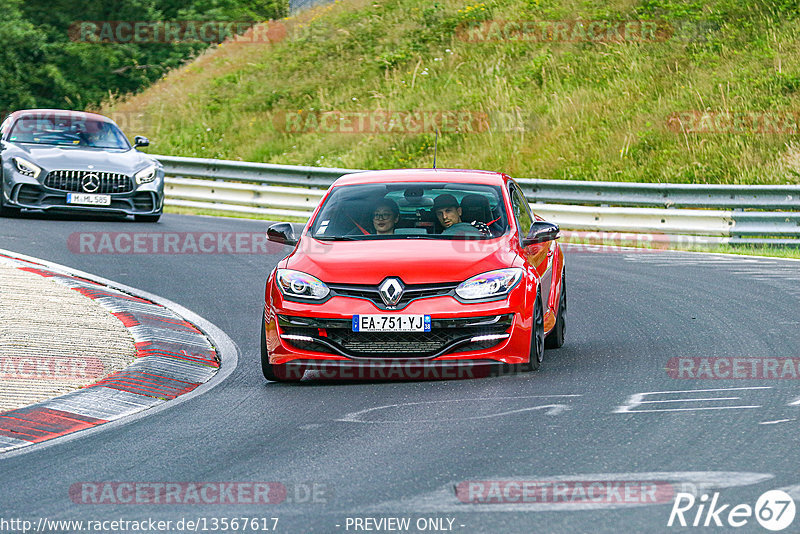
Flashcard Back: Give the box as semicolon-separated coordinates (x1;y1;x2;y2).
261;169;566;381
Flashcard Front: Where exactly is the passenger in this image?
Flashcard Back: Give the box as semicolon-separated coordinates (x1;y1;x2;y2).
433;194;484;236
372;198;400;235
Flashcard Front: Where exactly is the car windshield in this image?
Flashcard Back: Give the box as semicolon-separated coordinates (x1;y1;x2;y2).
310;181;509;240
8;115;131;149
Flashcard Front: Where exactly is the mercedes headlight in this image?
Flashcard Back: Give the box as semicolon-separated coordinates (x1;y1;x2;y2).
13;157;41;179
276;269;329;300
455;268;523;300
134;165;157;184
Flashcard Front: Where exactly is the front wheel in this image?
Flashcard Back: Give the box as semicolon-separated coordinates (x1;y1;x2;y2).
521;290;545;372
545;268;566;349
261;319;303;382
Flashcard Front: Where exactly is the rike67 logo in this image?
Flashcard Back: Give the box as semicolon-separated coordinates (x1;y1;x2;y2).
668;490;795;531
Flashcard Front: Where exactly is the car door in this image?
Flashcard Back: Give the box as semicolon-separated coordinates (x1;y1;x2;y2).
509;183;552;307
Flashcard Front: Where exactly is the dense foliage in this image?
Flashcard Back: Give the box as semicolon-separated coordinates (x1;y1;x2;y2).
0;0;286;113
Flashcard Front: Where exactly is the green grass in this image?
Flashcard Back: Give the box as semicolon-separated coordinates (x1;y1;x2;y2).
107;0;800;185
164;205;308;222
562;234;800;258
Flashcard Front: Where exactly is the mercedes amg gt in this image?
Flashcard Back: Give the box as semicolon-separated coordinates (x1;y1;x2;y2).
0;109;164;221
262;169;566;381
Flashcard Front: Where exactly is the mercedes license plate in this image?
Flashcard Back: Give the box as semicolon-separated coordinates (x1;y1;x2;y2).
67;193;111;206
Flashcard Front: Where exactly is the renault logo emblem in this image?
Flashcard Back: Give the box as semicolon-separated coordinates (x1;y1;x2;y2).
378;278;404;307
81;173;100;193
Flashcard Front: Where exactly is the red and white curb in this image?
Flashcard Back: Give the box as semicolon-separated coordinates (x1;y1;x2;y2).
0;251;232;453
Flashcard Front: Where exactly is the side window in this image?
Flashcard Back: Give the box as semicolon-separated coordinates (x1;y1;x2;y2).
509;185;533;240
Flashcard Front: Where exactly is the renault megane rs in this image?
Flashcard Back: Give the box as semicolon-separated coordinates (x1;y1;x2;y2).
262;169;566;382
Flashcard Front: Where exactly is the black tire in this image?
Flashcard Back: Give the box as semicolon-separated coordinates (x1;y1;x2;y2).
0;192;20;218
545;269;566;349
261;319;303;382
521;290;545;372
135;213;161;222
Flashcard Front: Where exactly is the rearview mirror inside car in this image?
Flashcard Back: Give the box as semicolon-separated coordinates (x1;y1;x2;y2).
521;221;560;246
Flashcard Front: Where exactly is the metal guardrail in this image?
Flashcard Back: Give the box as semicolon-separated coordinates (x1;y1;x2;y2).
516;179;800;211
155;155;800;245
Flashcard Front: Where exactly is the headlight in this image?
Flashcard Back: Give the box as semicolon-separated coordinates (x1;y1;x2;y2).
455;268;523;300
134;165;157;184
276;269;329;300
13;157;41;179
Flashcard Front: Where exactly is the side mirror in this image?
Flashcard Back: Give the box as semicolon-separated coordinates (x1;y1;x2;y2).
134;136;150;148
267;222;298;246
521;221;560;246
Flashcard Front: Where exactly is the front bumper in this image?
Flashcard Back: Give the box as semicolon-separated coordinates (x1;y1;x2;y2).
2;164;164;216
264;285;533;366
4;182;163;216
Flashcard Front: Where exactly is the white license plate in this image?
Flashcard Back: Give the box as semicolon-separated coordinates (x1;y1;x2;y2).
67;193;111;206
352;314;431;332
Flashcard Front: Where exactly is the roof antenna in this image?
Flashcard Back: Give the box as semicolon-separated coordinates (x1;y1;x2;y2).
432;129;439;169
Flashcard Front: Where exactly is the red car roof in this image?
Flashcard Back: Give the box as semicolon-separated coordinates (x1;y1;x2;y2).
333;168;510;186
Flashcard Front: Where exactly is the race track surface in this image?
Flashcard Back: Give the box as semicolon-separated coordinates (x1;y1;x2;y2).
1;212;799;533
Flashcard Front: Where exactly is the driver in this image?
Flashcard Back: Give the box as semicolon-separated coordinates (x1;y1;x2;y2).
372;198;400;235
433;194;484;236
81;122;114;147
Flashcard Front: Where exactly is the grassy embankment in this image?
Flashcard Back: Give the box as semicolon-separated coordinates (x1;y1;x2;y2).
104;0;800;184
102;0;800;257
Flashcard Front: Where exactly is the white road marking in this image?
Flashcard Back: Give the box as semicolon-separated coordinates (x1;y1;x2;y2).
758;419;796;425
778;485;800;500
613;387;771;414
336;395;580;423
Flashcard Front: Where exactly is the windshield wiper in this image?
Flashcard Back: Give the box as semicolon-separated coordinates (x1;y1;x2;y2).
314;236;362;241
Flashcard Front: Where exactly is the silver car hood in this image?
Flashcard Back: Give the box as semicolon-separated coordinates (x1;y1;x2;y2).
8;143;157;175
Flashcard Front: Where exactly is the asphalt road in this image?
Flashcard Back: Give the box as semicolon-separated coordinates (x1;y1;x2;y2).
1;212;799;534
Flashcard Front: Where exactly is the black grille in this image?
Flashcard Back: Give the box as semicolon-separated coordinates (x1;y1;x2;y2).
45;170;134;193
133;192;155;211
279;315;513;359
16;185;41;204
327;282;460;310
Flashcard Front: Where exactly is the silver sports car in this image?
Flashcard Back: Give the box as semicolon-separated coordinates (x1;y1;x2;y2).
0;109;164;222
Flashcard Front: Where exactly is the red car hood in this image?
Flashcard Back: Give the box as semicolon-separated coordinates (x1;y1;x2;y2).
283;236;519;284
